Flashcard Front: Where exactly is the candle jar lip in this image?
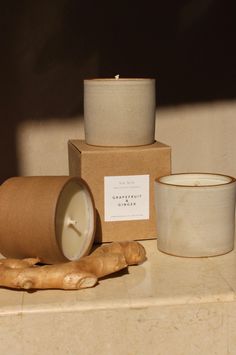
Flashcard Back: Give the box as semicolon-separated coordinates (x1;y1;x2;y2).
156;172;236;188
55;176;96;261
84;77;155;83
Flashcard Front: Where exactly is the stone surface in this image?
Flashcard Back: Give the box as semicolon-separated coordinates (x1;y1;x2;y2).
1;240;236;354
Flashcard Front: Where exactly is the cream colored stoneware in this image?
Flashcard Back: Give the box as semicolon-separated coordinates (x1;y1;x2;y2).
84;78;156;146
155;173;236;257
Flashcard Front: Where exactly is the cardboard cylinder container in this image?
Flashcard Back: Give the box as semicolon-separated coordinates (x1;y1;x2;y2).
84;78;156;147
155;173;236;257
0;176;96;264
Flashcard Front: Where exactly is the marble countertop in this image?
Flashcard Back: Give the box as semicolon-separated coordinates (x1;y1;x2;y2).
1;239;236;315
1;239;236;354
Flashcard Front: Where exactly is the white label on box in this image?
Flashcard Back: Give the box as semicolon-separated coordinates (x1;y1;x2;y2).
104;175;150;222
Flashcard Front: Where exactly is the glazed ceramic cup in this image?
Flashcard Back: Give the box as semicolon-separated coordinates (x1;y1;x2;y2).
155;173;236;257
84;78;156;146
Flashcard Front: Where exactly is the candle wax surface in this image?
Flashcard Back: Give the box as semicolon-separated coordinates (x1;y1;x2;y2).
159;173;233;187
56;181;94;260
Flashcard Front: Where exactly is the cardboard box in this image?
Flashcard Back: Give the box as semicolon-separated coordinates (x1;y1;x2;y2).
68;140;171;243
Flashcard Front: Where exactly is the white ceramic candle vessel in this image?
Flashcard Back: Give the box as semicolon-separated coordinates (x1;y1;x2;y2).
84;78;156;146
155;173;236;257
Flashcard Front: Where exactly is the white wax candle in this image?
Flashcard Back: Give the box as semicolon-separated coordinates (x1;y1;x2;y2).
155;173;236;257
84;78;156;146
159;173;233;186
56;180;95;260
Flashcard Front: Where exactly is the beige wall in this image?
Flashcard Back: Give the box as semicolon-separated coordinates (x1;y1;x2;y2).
157;100;236;177
17;100;236;178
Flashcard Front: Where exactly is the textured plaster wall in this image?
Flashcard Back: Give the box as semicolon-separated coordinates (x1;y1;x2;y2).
1;2;236;182
16;100;236;178
157;101;236;177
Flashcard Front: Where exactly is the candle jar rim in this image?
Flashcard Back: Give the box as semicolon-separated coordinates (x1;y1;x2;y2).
55;176;96;261
84;78;155;82
156;172;236;188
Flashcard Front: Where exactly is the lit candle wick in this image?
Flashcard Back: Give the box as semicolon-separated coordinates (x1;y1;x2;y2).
115;74;119;80
67;217;81;236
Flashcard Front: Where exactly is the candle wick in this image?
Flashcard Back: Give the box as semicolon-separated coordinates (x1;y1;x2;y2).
68;218;78;226
67;218;81;236
115;74;119;80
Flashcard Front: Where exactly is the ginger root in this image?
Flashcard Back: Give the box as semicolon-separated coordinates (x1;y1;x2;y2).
0;241;146;290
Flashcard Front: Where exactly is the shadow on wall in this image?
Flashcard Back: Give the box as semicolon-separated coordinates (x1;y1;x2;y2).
0;0;236;182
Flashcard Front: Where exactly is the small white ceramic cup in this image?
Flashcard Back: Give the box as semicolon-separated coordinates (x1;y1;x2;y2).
155;173;236;257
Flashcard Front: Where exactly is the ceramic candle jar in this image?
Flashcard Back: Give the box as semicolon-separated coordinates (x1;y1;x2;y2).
0;176;96;264
155;173;236;257
84;78;156;146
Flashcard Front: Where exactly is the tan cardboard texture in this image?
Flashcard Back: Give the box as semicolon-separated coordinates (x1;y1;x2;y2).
0;176;96;263
68;140;171;243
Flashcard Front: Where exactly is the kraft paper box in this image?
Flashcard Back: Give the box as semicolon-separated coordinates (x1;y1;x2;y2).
68;140;171;243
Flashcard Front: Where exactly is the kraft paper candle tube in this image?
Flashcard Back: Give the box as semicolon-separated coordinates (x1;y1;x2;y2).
0;176;96;264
